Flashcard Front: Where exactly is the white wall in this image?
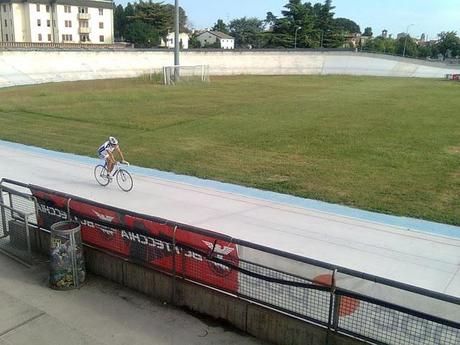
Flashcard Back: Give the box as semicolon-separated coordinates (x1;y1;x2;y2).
0;3;14;42
220;38;234;50
0;2;113;44
55;5;78;43
161;32;189;49
1;50;459;88
88;7;112;44
12;3;28;42
28;3;53;42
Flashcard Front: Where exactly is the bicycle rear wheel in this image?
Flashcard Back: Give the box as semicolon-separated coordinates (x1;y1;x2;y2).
116;169;133;192
94;165;110;186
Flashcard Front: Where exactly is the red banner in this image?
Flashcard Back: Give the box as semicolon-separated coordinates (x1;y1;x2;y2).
31;188;238;293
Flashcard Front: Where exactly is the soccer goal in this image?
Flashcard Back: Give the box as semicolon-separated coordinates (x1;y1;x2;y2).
162;65;210;85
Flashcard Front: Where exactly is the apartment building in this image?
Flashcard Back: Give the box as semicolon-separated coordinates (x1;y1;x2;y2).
0;0;113;44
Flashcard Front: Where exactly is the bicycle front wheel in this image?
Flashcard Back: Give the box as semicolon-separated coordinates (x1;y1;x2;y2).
94;165;110;186
116;169;133;192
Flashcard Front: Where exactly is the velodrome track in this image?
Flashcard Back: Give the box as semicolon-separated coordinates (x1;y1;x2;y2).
1;50;460;88
1;139;459;301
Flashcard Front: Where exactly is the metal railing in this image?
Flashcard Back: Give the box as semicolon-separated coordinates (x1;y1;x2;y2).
0;42;130;50
1;178;459;345
0;203;36;264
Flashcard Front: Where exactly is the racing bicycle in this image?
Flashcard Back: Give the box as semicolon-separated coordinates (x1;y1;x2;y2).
94;161;133;192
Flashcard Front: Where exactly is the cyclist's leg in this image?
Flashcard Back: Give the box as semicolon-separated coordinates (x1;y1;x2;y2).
107;155;116;175
98;151;111;178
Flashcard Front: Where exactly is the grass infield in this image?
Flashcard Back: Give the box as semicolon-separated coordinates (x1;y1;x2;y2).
0;75;459;225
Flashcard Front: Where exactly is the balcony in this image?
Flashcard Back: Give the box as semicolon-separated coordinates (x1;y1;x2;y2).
78;13;90;20
79;27;91;34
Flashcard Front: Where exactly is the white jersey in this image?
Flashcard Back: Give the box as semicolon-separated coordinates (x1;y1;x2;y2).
97;141;116;158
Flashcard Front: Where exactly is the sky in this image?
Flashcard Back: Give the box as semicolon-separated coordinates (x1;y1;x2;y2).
116;0;460;40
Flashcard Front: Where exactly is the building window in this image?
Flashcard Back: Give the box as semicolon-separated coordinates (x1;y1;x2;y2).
46;5;50;12
64;5;71;13
37;19;41;27
98;8;103;15
5;34;8;41
99;22;103;29
62;34;73;42
80;21;88;28
99;35;104;42
65;20;72;28
38;33;42;41
48;34;51;41
4;19;7;27
80;34;89;42
2;5;6;12
78;7;88;14
36;3;40;12
47;20;50;27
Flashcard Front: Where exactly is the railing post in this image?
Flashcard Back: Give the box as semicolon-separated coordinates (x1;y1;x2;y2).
326;269;337;345
25;214;32;263
0;187;7;237
171;225;177;304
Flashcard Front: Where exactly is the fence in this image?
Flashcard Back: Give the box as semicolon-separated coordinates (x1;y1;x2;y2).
0;181;37;265
0;42;131;50
0;178;459;345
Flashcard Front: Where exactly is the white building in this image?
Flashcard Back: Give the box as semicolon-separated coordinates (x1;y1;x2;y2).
0;0;113;44
160;32;189;49
196;31;234;49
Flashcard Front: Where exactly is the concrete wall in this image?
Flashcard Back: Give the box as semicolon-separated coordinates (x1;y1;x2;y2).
1;50;460;88
29;226;364;345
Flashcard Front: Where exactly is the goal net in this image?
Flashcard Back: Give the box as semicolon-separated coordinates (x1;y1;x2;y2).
162;65;210;85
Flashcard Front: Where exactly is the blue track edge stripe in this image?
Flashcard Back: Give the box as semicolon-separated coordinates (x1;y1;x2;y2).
1;139;459;239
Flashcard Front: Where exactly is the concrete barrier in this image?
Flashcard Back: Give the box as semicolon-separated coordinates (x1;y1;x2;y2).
28;226;364;345
1;50;460;88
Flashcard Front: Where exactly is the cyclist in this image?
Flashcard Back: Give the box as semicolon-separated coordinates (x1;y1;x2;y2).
97;136;128;180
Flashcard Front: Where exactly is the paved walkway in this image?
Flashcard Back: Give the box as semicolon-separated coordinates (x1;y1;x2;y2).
0;254;265;345
0;139;459;300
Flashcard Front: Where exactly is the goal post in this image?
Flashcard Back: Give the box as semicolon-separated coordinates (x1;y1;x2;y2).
162;65;210;85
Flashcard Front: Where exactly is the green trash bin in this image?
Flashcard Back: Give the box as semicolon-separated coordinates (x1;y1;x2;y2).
49;221;86;290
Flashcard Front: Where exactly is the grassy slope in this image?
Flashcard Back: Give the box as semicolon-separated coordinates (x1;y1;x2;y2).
0;76;459;225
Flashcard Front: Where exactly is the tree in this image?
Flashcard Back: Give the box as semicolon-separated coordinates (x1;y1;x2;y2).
417;44;434;59
395;36;417;57
124;19;160;47
113;4;126;40
264;11;277;30
268;0;347;48
334;18;360;34
437;31;460;58
229;17;265;48
362;27;373;37
364;37;396;54
119;1;189;47
188;34;201;48
212;19;229;34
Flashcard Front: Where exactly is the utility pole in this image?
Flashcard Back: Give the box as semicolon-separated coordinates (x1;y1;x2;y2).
174;0;180;66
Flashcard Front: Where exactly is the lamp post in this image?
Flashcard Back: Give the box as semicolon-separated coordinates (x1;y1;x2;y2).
403;23;414;57
174;0;179;66
294;26;301;49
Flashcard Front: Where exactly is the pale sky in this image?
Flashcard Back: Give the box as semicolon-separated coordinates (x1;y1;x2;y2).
116;0;460;40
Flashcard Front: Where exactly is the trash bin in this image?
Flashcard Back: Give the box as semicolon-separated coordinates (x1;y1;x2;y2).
49;221;86;290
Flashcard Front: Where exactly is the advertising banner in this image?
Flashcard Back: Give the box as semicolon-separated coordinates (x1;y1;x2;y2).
31;188;239;294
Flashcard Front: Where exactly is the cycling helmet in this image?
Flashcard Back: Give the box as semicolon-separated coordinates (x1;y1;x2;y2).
108;136;118;145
